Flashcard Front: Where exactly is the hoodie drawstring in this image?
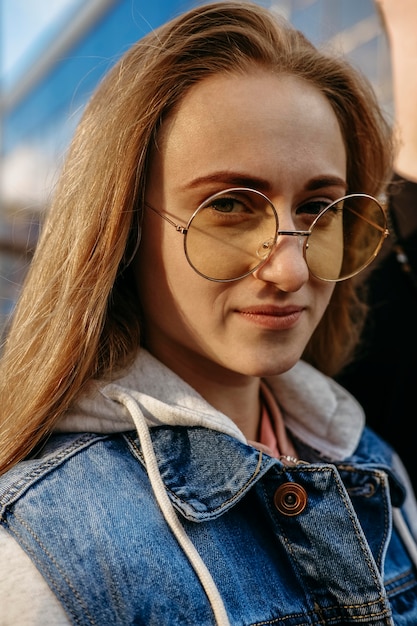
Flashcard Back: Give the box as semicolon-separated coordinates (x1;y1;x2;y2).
105;384;231;626
392;507;417;568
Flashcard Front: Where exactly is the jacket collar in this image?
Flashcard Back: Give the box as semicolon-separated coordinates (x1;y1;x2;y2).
126;424;406;520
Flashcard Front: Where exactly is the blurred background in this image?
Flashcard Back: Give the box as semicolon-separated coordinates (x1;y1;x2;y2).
0;0;391;336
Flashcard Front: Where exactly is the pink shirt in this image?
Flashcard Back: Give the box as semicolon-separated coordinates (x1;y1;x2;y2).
248;382;298;460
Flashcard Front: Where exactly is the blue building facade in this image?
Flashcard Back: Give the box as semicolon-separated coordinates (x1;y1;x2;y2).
0;0;390;332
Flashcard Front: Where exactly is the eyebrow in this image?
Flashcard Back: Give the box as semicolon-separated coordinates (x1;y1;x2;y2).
185;172;272;192
184;172;347;193
305;176;347;192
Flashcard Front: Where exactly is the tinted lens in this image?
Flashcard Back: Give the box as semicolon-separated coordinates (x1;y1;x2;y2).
306;194;387;281
184;188;277;281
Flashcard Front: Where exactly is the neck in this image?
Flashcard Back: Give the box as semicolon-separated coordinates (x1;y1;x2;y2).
148;347;262;441
203;380;262;441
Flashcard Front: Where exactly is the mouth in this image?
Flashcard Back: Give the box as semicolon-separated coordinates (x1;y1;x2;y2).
236;305;304;330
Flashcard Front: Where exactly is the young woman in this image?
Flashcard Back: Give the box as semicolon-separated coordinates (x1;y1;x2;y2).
0;2;416;624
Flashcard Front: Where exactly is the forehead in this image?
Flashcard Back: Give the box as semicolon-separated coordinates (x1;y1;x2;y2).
152;70;346;191
161;70;341;139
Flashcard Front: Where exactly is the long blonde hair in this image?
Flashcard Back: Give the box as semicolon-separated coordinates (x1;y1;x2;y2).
0;1;392;473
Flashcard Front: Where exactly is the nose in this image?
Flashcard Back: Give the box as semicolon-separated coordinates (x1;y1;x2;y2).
253;233;310;291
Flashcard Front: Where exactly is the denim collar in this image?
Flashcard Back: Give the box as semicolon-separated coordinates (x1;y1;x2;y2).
127;426;277;522
124;424;406;520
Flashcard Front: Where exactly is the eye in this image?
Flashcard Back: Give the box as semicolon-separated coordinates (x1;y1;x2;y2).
297;199;331;217
208;196;248;214
295;198;336;229
195;190;274;231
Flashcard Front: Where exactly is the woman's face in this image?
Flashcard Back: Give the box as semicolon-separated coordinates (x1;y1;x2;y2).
135;71;346;387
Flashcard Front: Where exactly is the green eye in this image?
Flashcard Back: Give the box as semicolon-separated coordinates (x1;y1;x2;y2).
210;198;236;213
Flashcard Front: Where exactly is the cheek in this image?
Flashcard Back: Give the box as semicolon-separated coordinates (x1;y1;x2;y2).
324;284;336;312
134;218;206;316
314;281;335;316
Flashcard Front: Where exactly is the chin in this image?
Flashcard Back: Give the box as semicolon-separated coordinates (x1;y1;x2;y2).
237;351;302;378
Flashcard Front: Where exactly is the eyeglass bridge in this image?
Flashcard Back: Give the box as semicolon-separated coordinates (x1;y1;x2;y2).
257;232;310;258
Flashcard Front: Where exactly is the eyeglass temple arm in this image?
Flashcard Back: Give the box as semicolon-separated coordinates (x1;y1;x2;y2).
348;206;389;236
145;202;188;234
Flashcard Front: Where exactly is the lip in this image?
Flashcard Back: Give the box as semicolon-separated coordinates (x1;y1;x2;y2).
236;305;304;330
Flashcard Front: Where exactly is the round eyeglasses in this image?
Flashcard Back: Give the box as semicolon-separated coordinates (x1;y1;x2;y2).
145;187;389;282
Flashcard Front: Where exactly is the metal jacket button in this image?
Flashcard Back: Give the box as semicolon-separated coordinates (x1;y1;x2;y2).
274;482;308;516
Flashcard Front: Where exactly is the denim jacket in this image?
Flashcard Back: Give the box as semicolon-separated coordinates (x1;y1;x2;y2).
1;349;417;625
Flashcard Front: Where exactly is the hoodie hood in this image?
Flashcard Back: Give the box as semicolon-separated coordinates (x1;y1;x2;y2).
57;348;365;461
